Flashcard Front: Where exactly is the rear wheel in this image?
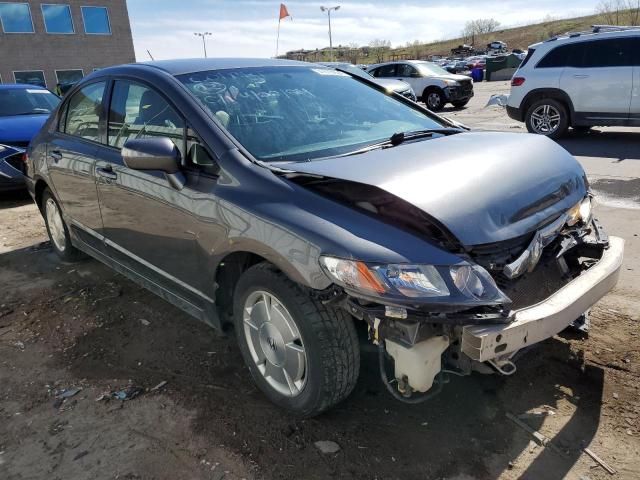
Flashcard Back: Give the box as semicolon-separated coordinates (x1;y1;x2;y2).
525;98;569;139
233;262;360;417
42;188;82;262
424;88;445;111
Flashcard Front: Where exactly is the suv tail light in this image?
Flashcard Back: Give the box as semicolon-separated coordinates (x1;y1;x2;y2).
511;77;526;87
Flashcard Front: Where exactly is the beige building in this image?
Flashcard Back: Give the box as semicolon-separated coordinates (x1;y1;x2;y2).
0;0;135;90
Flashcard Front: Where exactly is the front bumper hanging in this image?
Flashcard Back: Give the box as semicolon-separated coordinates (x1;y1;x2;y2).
461;236;624;362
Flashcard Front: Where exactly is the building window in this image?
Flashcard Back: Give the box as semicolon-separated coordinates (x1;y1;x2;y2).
13;71;46;88
81;6;110;34
41;4;74;34
56;69;83;86
0;3;34;33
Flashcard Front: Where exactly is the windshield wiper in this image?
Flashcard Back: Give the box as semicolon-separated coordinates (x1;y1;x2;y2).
336;127;463;158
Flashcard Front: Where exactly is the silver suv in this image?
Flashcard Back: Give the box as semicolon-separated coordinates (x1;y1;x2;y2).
506;26;640;138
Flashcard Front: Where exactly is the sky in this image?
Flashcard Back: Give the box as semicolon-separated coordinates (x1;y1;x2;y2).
127;0;603;61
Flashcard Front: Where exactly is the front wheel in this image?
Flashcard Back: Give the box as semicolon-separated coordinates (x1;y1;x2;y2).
424;88;445;111
233;263;360;417
525;98;569;139
42;188;82;262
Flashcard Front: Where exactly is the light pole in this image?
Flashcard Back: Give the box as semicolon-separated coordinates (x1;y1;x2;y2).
194;32;212;58
320;6;340;61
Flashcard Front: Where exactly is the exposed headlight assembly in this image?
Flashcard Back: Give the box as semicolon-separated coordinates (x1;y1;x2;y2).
443;79;460;87
567;196;593;226
320;256;509;304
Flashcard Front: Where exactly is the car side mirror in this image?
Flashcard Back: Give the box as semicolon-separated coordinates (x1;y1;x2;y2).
122;137;185;190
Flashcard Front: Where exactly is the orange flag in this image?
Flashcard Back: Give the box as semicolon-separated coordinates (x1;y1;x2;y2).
279;3;291;21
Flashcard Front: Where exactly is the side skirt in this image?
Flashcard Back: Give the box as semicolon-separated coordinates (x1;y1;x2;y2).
72;237;222;330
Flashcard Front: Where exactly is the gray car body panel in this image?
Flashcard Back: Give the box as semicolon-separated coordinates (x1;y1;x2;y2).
280;132;587;246
26;59;587;329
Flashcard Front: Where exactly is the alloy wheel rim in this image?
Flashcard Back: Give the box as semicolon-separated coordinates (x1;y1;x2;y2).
45;198;66;252
427;93;441;109
243;290;307;397
531;104;561;134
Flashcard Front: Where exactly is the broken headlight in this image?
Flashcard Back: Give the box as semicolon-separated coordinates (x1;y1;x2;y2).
567;196;592;227
320;256;509;303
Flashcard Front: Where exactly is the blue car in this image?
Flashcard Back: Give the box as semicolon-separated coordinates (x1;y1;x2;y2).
0;84;59;192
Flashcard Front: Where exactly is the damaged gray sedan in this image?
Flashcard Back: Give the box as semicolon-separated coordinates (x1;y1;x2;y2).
25;59;624;416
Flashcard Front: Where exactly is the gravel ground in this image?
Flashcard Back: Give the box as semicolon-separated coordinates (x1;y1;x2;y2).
1;82;639;480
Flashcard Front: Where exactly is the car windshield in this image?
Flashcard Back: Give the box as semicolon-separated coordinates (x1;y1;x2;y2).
0;88;59;117
413;62;451;76
178;66;445;162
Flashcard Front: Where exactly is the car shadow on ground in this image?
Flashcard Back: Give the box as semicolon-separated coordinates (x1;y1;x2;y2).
0;190;31;209
559;129;640;162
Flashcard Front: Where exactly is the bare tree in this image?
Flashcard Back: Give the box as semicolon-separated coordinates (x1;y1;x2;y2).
369;39;391;63
461;18;501;45
346;42;360;64
406;40;424;59
597;0;626;25
627;0;640;25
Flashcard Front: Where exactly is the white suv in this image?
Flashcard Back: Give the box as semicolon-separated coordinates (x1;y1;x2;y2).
506;26;640;138
367;60;474;111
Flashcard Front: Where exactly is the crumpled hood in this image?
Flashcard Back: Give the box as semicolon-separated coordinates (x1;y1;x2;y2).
432;73;470;82
0;114;48;144
285;132;587;246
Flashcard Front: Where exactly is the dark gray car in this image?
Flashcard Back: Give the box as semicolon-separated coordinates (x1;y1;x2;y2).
26;59;623;416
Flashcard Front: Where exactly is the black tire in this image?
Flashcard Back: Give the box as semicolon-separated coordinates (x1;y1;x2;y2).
423;88;445;111
524;98;569;139
233;262;360;417
451;99;470;108
42;188;82;262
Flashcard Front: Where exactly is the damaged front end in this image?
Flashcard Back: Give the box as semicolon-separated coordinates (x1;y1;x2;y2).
290;174;623;403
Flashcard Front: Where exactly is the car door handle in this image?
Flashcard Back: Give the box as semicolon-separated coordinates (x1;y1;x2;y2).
573;74;590;79
49;150;62;162
96;166;117;180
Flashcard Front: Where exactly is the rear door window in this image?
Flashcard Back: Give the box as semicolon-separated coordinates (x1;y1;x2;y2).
107;80;185;157
63;81;106;142
537;43;586;68
582;38;635;68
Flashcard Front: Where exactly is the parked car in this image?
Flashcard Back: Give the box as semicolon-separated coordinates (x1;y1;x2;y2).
367;60;474;110
0;144;26;193
319;62;417;101
0;84;60;192
506;26;640;138
26;59;623;416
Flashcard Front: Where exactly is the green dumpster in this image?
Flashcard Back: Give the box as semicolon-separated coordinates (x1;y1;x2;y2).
486;54;522;81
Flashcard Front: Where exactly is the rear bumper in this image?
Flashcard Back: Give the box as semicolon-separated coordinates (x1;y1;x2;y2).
461;236;624;362
506;105;523;122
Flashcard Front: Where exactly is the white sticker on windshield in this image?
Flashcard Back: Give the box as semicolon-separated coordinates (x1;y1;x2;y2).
311;68;349;76
26;89;49;94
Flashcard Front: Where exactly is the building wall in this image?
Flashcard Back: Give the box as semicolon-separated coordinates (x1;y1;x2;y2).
0;0;136;88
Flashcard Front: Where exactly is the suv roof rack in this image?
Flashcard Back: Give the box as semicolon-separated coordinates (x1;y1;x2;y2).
591;24;639;33
544;24;639;42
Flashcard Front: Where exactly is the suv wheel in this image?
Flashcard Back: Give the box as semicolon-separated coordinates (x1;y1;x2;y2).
424;88;445;111
233;262;360;417
42;188;82;262
525;98;569;139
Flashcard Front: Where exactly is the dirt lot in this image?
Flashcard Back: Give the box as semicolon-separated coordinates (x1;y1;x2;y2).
1;84;639;480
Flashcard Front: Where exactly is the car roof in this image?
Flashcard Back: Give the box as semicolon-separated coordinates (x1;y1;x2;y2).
530;27;640;49
0;83;48;90
136;58;316;76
